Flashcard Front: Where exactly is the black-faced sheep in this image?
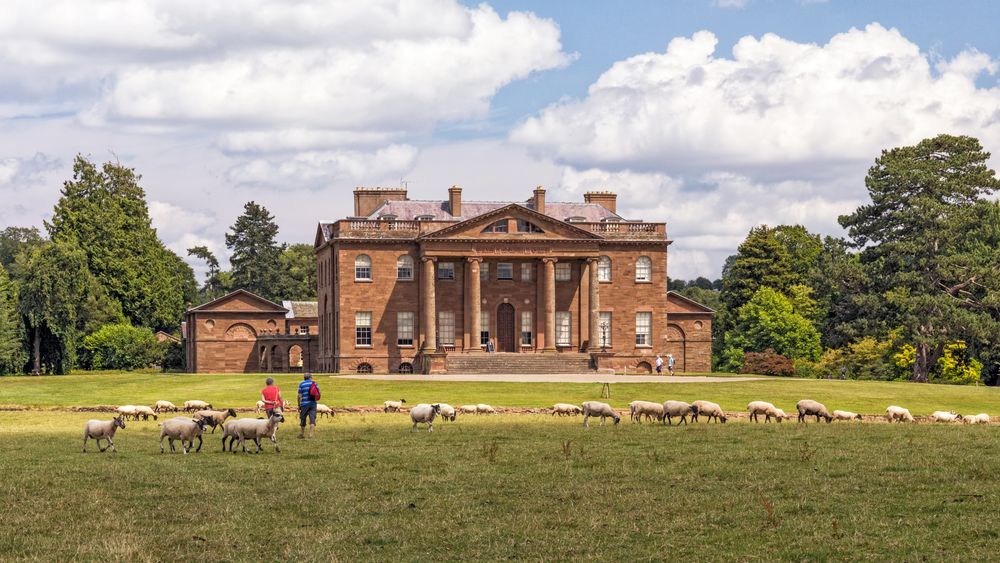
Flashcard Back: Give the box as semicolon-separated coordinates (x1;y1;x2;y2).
552;403;583;417
410;403;441;432
747;401;787;423
931;411;963;423
184;400;212;412
384;399;406;412
581;401;620;427
159;417;208;454
796;400;832;423
631;400;665;423
153;400;178;413
832;410;862;421
224;413;285;453
192;408;238;433
83;416;126;453
691;400;727;423
885;405;914;423
662;400;696;425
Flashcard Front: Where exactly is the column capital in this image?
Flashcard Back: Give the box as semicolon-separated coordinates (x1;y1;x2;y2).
420;256;437;263
540;257;558;264
466;256;483;264
586;256;601;264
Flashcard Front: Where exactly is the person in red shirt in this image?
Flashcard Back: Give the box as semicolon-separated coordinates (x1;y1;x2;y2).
260;377;283;417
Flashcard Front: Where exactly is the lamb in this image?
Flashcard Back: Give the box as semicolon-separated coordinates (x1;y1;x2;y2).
459;405;479;415
691;400;727;423
931;411;963;423
158;417;208;454
115;405;139;421
964;413;990;425
82;416;126;453
832;410;863;421
581;401;620;427
437;404;456;421
410;404;441;432
184;400;212;412
315;404;335;418
192;408;238;433
153;400;178;413
255;400;265;414
631;400;665;423
662;400;696;425
747;401;787;423
476;404;497;414
796;400;833;423
224;413;285;453
885;405;915;423
134;405;158;421
383;399;406;413
551;403;583;417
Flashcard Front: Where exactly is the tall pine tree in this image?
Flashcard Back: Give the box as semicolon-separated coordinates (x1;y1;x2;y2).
0;265;26;374
226;201;284;301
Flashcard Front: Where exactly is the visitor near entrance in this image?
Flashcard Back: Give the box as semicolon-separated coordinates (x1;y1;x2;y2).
261;377;283;416
655;355;663;374
297;373;320;439
667;354;675;375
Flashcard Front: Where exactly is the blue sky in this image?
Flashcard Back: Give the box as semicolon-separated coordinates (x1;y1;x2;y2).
1;0;999;280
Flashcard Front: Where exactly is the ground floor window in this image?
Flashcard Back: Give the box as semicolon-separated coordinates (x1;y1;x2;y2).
556;311;571;346
357;362;373;374
599;312;612;347
521;311;533;346
480;311;490;346
398;362;413;374
397;312;414;347
356;312;372;346
438;311;455;346
635;312;651;346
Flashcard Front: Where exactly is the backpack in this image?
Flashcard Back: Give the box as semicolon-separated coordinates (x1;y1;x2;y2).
308;382;320;401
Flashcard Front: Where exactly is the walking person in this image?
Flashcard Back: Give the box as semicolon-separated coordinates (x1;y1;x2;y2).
260;377;283;417
667;354;675;376
297;373;321;439
655;355;664;375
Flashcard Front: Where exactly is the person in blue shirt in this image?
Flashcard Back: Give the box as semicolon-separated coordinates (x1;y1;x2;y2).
297;373;320;439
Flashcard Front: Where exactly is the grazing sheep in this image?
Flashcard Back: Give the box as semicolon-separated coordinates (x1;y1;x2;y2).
631;400;665;423
134;405;158;421
691;400;727;423
82;416;126;453
747;401;787;423
115;405;139;421
885;405;915;423
437;404;456;421
964;413;990;425
832;410;863;421
225;413;285;453
158;417;208;454
192;408;238;433
459;405;478;415
383;399;406;413
796;400;833;423
153;400;178;413
255;400;265;414
581;401;620;427
184;400;212;412
410;404;441;432
551;403;583;417
476;404;497;414
316;404;335;418
662;400;696;425
931;411;963;423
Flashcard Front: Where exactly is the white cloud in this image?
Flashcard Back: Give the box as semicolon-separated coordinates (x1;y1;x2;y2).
713;0;749;8
225;145;419;190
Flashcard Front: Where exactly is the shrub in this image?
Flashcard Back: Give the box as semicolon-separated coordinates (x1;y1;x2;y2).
160;340;185;371
81;323;159;371
740;349;795;377
935;342;982;385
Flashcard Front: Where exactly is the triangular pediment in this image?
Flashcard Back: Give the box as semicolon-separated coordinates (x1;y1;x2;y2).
418;204;603;241
187;289;289;314
667;292;716;314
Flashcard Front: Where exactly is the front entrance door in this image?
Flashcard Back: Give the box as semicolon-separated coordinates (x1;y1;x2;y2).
497;303;516;352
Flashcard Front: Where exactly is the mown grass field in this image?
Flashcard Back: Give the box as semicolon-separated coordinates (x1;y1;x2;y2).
2;374;1000;560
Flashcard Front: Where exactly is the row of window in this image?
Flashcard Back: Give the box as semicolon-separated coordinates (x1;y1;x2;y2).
354;255;654;282
353;311;653;347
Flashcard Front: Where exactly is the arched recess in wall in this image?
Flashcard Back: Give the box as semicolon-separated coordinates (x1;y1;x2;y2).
225;323;257;341
289;345;303;368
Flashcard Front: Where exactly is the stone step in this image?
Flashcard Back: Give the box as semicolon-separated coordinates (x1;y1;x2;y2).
446;353;594;374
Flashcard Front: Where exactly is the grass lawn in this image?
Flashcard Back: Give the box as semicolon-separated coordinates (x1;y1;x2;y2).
1;410;998;560
2;372;1000;416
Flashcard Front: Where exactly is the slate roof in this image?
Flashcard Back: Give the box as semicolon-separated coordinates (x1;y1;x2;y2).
282;300;318;319
369;199;623;222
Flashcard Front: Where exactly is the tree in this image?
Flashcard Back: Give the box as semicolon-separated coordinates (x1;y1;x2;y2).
187;245;230;302
0;226;44;270
840;135;1000;381
280;243;317;300
46;156;195;330
226;201;284;301
722;287;822;371
720;226;799;317
81;323;160;371
0;265;26;374
773;225;822;281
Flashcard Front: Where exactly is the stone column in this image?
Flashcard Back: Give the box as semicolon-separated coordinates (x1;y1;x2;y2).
587;257;601;351
421;256;437;351
542;257;557;352
467;257;482;351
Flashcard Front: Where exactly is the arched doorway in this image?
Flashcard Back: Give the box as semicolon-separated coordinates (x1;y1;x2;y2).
497;303;515;352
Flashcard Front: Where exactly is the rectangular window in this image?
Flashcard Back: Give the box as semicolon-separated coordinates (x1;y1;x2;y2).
635;312;652;346
299;326;310;335
480;311;490;346
555;262;571;281
556;311;571;346
355;312;372;346
438;262;455;280
497;263;513;280
521;263;533;281
397;312;414;347
480;263;489;281
598;257;612;282
438;311;455;346
521;311;533;346
599;312;612;347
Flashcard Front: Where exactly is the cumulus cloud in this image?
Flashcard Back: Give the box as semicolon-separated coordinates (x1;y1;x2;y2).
225;145;419;190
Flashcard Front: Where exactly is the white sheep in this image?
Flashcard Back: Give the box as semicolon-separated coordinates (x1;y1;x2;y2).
581;401;620;427
796;400;833;423
82;416;126;453
255;400;266;414
316;404;335;418
153;400;178;413
551;403;582;417
662;400;696;425
437;404;456;421
115;405;139;421
410;404;441;432
383;399;407;413
628;400;641;422
885;405;915;423
476;404;497;414
931;411;963;423
747;401;787;423
225;413;285;453
192;408;238;433
631;400;665;423
158;417;208;454
459;405;479;415
691;400;727;423
832;410;862;421
133;405;158;421
964;413;990;425
184;400;212;412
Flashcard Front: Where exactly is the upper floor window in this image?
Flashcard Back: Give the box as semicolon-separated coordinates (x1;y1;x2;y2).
355;255;372;281
396;255;413;280
521;263;533;282
481;220;508;233
565;216;586;223
438;262;455;280
635;256;652;282
516;219;544;233
497;263;513;280
480;263;489;282
555;262;571;281
416;215;435;221
598;256;612;282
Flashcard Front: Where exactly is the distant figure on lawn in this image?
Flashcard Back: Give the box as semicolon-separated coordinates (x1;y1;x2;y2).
667;354;675;375
261;377;283;417
297;373;321;439
655;355;663;375
840;366;847;380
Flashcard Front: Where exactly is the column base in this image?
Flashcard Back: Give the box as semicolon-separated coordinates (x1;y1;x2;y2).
419;351;448;374
541;346;558;353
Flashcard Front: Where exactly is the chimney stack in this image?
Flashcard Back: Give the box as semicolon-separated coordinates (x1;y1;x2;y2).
448;185;462;218
584;191;617;214
354;187;408;217
532;186;546;215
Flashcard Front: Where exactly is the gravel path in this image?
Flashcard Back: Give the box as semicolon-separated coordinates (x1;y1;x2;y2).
334;373;767;383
